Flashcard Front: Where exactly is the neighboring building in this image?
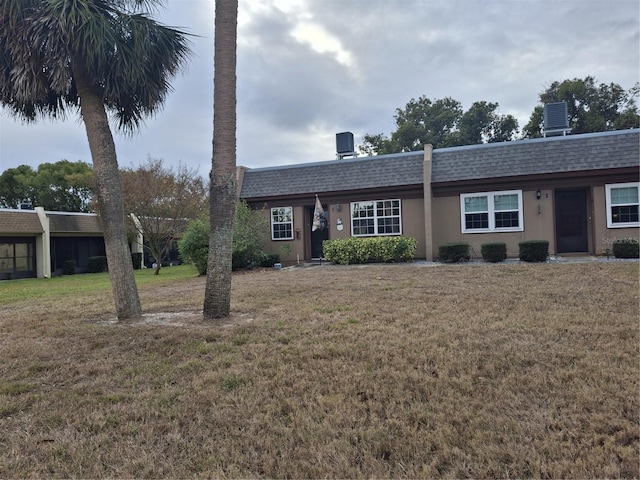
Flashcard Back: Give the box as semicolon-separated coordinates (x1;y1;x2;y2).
0;208;145;279
0;208;106;279
238;129;640;263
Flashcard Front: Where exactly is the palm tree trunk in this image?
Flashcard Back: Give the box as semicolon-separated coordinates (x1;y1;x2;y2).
74;63;142;320
203;0;238;319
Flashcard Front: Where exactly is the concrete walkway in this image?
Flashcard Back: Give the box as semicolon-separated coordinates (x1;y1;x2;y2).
287;255;639;269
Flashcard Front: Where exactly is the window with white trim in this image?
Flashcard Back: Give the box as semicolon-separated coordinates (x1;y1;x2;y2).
351;199;401;236
460;190;523;233
606;182;639;228
271;207;293;240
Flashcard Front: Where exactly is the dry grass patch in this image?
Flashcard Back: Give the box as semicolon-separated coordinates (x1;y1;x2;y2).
0;262;638;478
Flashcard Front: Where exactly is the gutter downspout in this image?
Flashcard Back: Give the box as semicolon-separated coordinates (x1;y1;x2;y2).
423;145;434;261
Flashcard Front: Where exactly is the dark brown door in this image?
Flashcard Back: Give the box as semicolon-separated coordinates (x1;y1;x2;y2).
307;205;329;259
555;188;589;253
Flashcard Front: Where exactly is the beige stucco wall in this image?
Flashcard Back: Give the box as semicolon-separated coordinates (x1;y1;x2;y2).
257;206;306;265
431;188;557;259
399;198;426;258
592;185;640;254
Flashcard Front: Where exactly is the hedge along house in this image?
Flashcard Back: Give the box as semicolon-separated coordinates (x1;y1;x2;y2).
0;207;146;279
238;129;639;263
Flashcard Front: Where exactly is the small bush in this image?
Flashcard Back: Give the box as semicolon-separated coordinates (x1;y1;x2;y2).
131;252;143;270
438;242;470;263
178;218;209;275
88;256;108;273
481;242;507;263
519;240;549;262
63;260;76;275
260;253;280;267
323;237;417;265
612;239;639;258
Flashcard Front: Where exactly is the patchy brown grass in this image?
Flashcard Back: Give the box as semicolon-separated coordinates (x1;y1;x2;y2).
0;262;638;478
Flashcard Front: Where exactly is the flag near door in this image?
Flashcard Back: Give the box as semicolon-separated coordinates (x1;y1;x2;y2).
312;195;326;231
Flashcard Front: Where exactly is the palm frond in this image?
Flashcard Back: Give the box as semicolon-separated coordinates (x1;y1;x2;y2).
0;0;192;132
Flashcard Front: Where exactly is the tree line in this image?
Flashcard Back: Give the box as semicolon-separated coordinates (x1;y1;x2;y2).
359;76;639;155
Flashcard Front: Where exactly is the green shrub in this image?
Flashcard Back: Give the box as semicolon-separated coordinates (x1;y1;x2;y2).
260;253;280;267
131;252;143;270
178;218;209;275
612;239;639;258
180;206;272;274
481;242;507;263
88;256;108;273
438;242;470;263
63;259;76;275
322;237;417;265
519;240;549;262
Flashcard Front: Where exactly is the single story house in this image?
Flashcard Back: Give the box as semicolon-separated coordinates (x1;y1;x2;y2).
0;208;148;279
238;129;639;263
0;208;107;279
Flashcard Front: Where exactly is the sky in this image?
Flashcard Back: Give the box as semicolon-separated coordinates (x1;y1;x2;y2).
0;0;638;179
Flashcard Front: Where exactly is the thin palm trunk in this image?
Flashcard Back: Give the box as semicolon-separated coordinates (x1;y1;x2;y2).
203;0;238;319
74;64;142;319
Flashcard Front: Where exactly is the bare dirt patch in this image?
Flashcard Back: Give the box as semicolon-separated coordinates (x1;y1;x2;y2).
96;310;257;328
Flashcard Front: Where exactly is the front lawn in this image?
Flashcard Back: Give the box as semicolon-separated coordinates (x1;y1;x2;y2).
0;262;638;478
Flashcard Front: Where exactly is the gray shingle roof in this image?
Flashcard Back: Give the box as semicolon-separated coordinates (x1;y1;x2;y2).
240;152;424;198
240;130;639;199
432;129;639;183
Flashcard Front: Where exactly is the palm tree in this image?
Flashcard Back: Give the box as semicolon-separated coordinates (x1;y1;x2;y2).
0;0;191;319
203;0;238;319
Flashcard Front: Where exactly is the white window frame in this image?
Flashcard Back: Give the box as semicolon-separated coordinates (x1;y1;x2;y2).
460;190;523;233
350;199;402;237
605;182;640;228
271;206;294;240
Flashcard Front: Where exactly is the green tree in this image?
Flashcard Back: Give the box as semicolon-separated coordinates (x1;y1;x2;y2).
232;200;269;265
522;77;640;138
204;0;238;319
0;0;191;319
457;101;519;144
34;160;95;211
0;160;94;210
0;165;37;208
121;157;207;275
359;96;519;155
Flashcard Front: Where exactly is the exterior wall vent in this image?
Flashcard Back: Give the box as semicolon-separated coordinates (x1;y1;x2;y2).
543;102;571;137
336;132;357;159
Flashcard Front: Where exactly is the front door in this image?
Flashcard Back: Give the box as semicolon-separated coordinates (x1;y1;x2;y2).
555;188;589;253
307;206;329;259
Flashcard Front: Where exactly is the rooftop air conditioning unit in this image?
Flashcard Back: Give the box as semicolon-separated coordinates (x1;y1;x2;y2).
543;102;571;137
336;132;357;159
